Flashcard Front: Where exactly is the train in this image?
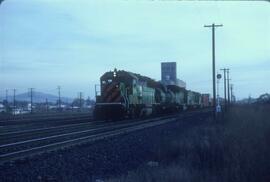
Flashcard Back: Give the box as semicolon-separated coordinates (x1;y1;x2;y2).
93;69;210;120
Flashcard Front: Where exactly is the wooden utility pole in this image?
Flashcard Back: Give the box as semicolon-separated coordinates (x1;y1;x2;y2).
227;70;231;105
230;84;233;103
29;88;34;113
4;89;8;111
204;23;223;117
57;86;61;111
220;68;229;109
13;89;16;115
5;89;8;102
46;98;49;112
79;92;83;112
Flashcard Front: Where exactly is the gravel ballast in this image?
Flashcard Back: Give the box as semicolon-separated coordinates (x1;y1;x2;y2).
0;113;210;181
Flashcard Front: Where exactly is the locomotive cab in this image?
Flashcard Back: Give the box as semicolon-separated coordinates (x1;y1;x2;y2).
94;69;132;120
94;69;156;120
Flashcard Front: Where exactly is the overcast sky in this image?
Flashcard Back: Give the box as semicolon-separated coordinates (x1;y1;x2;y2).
0;0;269;100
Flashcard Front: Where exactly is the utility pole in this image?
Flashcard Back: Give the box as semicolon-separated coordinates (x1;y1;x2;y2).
5;89;8;112
220;68;228;109
230;84;233;103
227;70;230;105
79;92;83;112
5;89;8;102
28;88;34;113
13;89;16;115
204;23;223;116
57;86;61;111
46;98;49;112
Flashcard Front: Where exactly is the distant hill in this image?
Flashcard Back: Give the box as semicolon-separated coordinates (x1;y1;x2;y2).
1;92;74;103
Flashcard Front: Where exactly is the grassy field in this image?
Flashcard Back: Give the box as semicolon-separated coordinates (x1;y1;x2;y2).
107;105;270;182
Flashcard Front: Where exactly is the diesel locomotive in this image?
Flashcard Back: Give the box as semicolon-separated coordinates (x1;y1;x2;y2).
94;69;209;120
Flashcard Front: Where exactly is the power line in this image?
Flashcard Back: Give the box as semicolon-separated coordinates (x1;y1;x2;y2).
204;23;223;117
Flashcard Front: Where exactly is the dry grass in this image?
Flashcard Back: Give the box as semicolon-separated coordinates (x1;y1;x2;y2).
107;105;270;182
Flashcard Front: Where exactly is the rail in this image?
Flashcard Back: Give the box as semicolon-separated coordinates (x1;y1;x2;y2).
0;108;212;164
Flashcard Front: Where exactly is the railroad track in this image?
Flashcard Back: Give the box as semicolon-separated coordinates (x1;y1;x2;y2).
0;120;106;144
0;109;212;164
0;115;94;134
0;113;92;127
0;112;92;122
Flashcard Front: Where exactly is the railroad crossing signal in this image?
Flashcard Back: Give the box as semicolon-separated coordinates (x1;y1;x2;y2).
216;73;222;113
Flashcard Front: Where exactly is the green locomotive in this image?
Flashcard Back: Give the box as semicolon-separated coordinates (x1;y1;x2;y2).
94;69;202;120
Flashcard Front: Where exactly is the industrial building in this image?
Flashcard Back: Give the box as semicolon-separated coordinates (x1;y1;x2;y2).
161;62;186;88
161;62;177;84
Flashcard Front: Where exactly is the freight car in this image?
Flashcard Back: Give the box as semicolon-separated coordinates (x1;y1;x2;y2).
201;94;211;107
186;90;202;109
94;69;205;120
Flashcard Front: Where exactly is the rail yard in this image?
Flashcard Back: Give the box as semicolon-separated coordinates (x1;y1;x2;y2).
0;108;212;165
0;108;214;181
